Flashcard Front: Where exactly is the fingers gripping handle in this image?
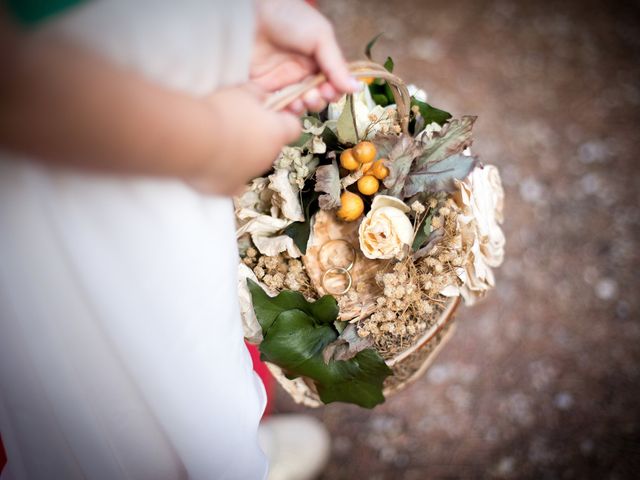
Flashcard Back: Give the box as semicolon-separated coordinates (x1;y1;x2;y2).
264;60;411;135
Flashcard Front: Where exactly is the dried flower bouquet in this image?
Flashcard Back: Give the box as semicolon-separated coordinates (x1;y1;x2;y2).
235;55;505;408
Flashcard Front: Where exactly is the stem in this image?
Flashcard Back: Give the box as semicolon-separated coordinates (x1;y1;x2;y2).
348;94;360;142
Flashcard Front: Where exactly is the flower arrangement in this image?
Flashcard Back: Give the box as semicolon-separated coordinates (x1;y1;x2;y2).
235;53;505;408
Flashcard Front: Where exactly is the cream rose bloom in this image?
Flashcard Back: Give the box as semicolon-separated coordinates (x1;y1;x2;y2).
441;165;505;305
358;195;414;260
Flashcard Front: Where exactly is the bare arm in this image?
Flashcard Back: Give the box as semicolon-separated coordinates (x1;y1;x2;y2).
0;14;301;194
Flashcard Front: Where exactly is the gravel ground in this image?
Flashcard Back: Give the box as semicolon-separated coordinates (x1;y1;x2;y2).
272;0;640;478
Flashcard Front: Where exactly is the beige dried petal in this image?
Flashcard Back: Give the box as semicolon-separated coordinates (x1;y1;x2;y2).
238;264;265;344
450;165;506;304
268;169;304;222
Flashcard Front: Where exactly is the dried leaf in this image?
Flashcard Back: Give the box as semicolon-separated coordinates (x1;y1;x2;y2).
238;264;264;344
375;134;423;198
253;234;301;258
283;189;320;255
314;161;341;210
268;169;304;222
414;116;476;171
322;323;374;363
404;152;478;197
412;227;445;260
340;169;364;189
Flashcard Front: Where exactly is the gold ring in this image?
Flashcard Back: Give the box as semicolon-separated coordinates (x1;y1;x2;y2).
322;267;353;296
318;239;356;272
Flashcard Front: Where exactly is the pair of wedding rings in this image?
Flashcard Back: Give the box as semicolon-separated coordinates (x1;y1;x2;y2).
319;239;356;296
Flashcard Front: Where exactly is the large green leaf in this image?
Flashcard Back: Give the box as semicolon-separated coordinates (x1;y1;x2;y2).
247;279;338;331
248;280;392;408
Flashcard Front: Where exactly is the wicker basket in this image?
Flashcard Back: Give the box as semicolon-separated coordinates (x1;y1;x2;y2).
259;61;461;407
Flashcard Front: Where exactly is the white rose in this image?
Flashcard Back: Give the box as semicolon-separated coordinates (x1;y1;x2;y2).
442;165;505;305
358;195;414;260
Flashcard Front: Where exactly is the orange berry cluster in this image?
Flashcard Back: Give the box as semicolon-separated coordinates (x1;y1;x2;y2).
336;141;390;222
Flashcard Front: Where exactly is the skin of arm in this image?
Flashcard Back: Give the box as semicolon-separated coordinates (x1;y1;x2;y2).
0;1;356;195
0;19;302;195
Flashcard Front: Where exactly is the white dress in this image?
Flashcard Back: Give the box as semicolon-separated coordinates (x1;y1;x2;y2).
0;1;267;479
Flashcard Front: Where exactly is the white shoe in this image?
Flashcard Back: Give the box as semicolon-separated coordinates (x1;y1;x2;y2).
258;414;331;480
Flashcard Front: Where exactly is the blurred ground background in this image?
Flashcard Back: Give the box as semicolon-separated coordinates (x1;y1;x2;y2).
273;0;640;478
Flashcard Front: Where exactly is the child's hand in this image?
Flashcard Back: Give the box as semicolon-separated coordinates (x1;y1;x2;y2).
251;0;359;114
189;85;301;196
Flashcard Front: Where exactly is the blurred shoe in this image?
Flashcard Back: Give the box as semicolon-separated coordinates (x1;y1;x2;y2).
258;414;331;480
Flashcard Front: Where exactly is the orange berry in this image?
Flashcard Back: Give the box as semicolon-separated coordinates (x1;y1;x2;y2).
357;175;380;196
340;149;360;171
371;160;390;180
337;191;365;222
352;141;377;164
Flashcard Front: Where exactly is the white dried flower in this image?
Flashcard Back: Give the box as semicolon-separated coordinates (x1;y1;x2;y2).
411;201;426;214
442;165;505;305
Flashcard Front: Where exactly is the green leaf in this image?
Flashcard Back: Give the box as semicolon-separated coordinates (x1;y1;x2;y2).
368;80;395;107
260;310;337;373
247;279;338;331
412;212;433;251
283;190;320;254
336;94;358;144
411;98;452;127
321;126;340;151
372;93;389;106
383;56;394;73
289;132;312;148
315;349;391;408
248;280;393;408
334;320;348;334
365;33;383;60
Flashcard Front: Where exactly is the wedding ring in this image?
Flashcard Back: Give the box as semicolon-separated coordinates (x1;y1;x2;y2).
318;239;356;272
322;267;353;296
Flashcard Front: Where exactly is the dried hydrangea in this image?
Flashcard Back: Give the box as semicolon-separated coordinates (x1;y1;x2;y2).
274;146;319;189
247;251;314;299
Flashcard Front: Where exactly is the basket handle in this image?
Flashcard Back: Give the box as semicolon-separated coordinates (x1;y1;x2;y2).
264;60;411;135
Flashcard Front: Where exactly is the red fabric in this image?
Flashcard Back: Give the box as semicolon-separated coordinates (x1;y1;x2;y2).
0;435;6;473
246;342;274;417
